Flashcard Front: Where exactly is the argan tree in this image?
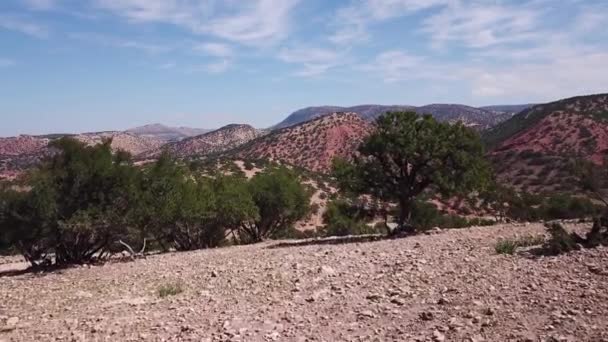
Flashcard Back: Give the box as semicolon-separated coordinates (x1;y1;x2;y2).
333;112;491;233
0;137;142;265
239;166;310;242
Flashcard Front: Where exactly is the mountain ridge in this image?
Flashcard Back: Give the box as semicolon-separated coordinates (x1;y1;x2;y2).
274;103;530;130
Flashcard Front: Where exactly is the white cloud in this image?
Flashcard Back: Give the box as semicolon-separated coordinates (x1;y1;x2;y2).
95;0;300;47
69;32;171;53
0;58;16;68
468;52;608;100
330;0;447;45
278;47;342;77
0;15;49;38
194;42;233;57
204;59;231;73
187;59;232;74
422;1;542;49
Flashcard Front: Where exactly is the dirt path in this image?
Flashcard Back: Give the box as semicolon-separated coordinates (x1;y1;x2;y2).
1;223;607;341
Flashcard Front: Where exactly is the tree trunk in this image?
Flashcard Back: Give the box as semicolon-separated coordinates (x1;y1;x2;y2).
397;197;415;234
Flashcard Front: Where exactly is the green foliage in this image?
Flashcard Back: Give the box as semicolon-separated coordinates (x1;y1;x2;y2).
157;282;184;298
0;138;141;265
333;112;491;233
494;239;518;255
495;235;546;255
502;191;602;222
321;199;377;237
238;166;311;243
137;154;258;251
542;223;581;255
409;201;494;230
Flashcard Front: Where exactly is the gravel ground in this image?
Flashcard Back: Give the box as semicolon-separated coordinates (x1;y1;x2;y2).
0;223;607;342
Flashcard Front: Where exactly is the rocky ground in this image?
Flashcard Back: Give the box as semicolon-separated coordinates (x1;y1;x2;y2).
1;223;607;342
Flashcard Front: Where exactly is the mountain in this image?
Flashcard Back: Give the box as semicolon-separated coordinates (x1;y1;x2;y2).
74;131;164;156
126;123;210;141
145;124;263;159
485;93;608;192
481;104;535;114
232;112;372;173
415;104;507;129
274;104;523;130
0;132;164;180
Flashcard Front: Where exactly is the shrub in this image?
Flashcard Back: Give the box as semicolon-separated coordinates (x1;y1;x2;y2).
542;223;581;255
243;160;255;171
238;167;311;243
0;138;142;266
495;235;546;255
157;282;184;298
494;239;518;255
321;199;376;237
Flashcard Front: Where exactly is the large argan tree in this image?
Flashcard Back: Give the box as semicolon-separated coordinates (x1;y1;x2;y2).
333;112;491;233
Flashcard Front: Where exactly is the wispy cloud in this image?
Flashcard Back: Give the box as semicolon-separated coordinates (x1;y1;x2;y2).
278;46;342;77
69;32;171;54
422;1;542;49
0;15;49;38
95;0;300;47
329;0;447;45
194;42;233;57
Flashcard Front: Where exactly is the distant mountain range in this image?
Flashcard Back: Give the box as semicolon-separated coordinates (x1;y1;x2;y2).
143;124;265;159
274;103;534;130
126;123;210;142
5;94;607;196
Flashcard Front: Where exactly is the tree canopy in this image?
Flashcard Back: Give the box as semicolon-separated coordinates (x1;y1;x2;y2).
333;112;491;233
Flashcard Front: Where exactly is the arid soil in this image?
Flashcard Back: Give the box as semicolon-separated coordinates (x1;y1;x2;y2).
1;223;607;342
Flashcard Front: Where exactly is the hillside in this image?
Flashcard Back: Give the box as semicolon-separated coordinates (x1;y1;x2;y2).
1;223;607;341
75;132;164;156
0;132;163;180
485;93;608;192
233;112;372;173
275;104;522;130
481;104;534;114
126;124;209;142
146;124;263;159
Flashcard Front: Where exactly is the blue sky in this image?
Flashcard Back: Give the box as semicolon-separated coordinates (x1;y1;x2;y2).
1;0;607;136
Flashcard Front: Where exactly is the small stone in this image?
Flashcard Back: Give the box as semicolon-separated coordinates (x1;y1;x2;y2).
211;270;219;277
420;312;434;321
391;298;406;306
320;266;336;276
432;329;445;342
358;310;375;319
5;317;19;327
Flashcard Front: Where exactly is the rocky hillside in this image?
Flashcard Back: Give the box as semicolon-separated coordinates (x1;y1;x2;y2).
126;124;209;142
0;136;52;180
1;223;607;341
146;124;263;159
233;112;372;173
0;132;163;180
481;104;534;114
275;104;524;130
485;93;608;192
74;132;164;156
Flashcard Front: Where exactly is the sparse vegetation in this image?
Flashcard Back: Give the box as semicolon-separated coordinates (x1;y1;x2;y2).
333;112;491;234
157;282;184;298
495;235;546;255
238;166;311;243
